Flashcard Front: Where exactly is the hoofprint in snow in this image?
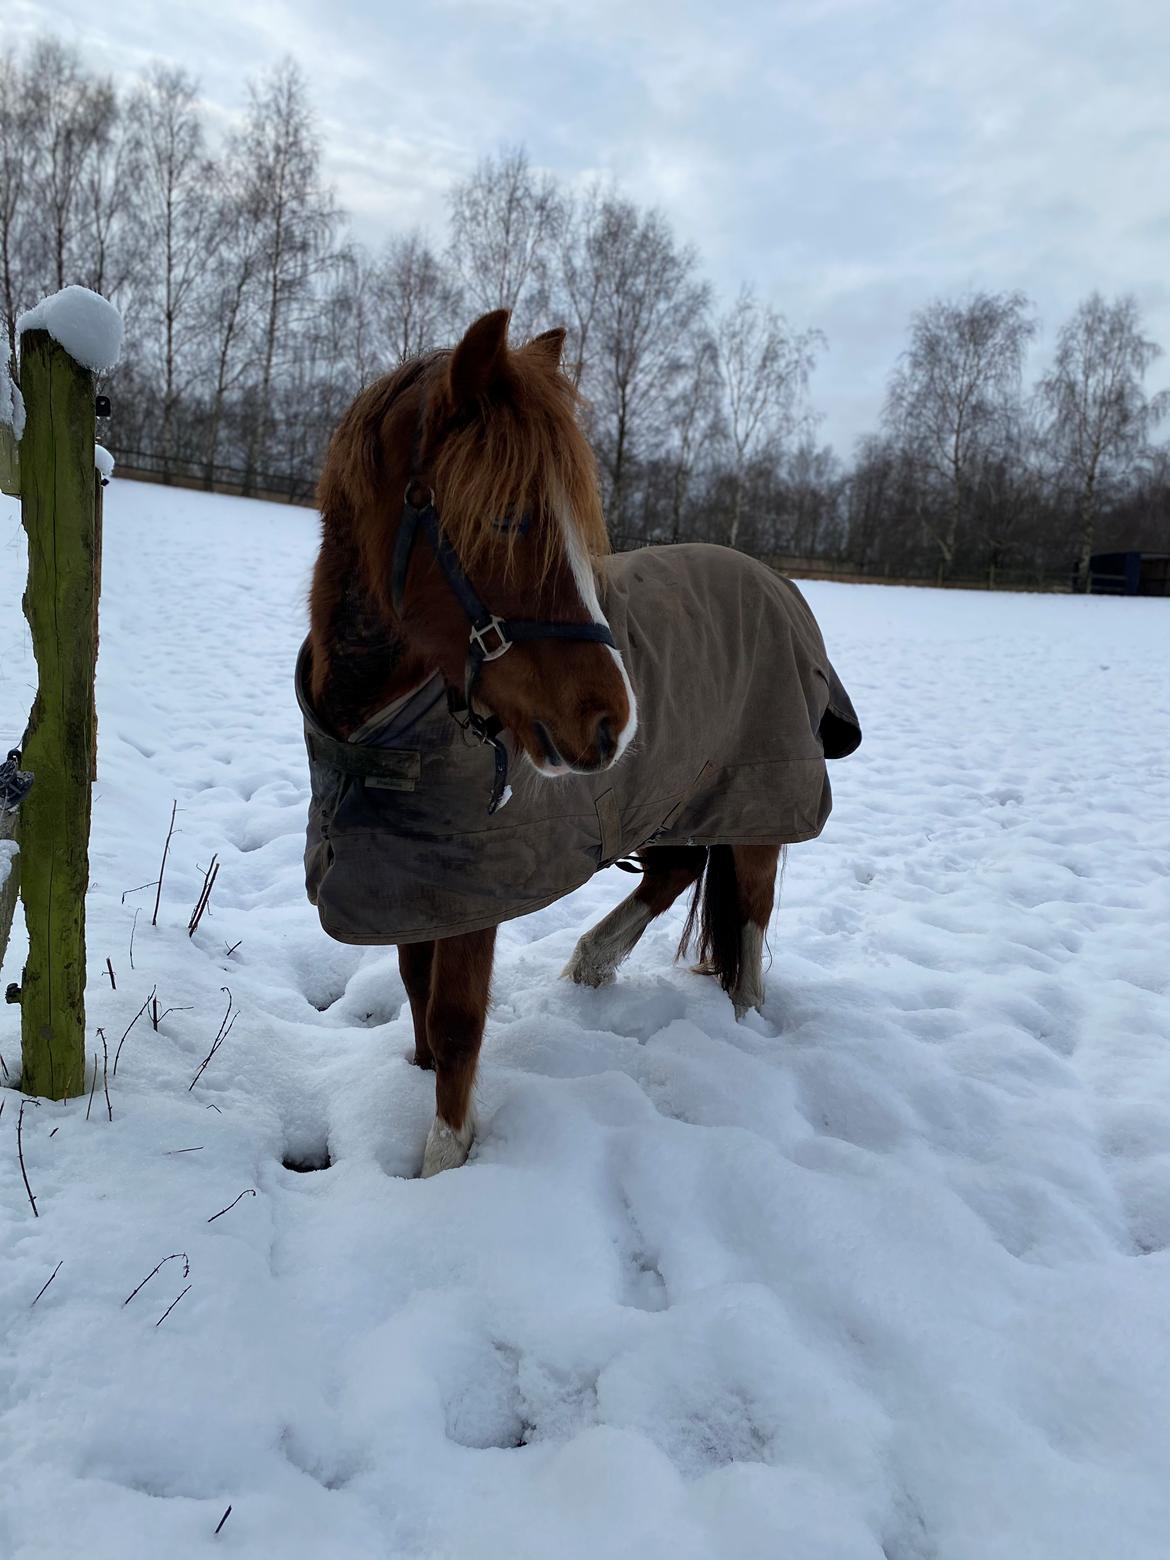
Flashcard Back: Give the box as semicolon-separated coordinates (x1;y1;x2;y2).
1;482;1168;1560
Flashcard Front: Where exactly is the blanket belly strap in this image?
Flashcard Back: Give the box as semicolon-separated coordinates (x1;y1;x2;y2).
305;729;421;791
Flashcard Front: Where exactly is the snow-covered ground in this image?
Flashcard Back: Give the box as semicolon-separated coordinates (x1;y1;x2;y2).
1;481;1168;1560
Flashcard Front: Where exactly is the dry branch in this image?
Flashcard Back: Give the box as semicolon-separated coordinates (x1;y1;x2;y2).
189;988;236;1091
152;801;177;927
155;1283;192;1327
17;1098;39;1216
206;1188;256;1224
85;1049;98;1121
112;989;154;1077
123;1251;190;1306
100;1029;112;1121
187;855;220;937
31;1260;62;1307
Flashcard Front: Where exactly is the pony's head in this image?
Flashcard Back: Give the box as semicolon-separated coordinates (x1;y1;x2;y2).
318;309;637;776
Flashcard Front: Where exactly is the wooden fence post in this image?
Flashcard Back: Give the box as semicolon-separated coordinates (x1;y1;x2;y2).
16;328;98;1099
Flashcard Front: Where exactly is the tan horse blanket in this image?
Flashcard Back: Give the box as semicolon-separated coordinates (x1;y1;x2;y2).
299;543;861;945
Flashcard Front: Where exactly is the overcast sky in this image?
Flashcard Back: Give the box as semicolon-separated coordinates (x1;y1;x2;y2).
8;0;1169;453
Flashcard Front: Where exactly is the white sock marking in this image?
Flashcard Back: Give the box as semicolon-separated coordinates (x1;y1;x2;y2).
563;896;654;986
420;1113;474;1177
730;921;766;1019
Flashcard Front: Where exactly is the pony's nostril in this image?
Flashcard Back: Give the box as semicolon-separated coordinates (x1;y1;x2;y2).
596;716;616;763
533;720;563;767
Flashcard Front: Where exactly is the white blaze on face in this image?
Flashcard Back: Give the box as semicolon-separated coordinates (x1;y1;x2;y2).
556;507;639;762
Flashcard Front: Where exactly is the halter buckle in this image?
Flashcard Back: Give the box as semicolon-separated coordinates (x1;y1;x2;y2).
469;616;512;662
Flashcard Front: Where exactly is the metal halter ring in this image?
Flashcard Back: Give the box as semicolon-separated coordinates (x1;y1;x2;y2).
469;617;512;662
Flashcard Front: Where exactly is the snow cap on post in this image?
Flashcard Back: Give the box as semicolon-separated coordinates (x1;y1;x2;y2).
17;285;124;373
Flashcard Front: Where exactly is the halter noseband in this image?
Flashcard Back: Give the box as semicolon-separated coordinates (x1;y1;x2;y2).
391;479;617;814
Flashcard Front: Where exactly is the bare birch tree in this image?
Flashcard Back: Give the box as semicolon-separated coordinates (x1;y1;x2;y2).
884;290;1036;580
1039;293;1169;589
0;49;35;370
375;232;463;363
125;66;209;471
232;60;336;492
22;38;117;293
716;287;822;547
447;148;562;338
568;195;709;532
665;329;721;542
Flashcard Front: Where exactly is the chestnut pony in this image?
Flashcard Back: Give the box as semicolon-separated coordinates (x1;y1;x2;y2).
309;310;780;1175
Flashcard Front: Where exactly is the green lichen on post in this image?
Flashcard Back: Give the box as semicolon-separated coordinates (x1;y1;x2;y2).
17;328;97;1099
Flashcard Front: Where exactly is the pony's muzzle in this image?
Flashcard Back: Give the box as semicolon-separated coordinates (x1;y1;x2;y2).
533;707;625;775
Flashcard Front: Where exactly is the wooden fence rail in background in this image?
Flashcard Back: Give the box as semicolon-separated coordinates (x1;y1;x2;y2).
112;452;1076;594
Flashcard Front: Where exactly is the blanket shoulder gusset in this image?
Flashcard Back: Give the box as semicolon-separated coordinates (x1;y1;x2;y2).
300;543;861;945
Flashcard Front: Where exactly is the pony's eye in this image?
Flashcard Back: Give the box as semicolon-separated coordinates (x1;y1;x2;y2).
492;513;532;537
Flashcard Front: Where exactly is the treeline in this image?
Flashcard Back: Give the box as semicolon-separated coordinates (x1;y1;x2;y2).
2;37;1167;587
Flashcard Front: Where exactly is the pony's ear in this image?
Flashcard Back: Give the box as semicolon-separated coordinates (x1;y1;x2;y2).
524;327;566;368
448;309;511;406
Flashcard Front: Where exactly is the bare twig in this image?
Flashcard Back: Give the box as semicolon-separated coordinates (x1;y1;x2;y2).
214;1506;232;1536
123;1251;190;1306
0;1052;9;1081
105;957;116;991
112;989;155;1077
100;1030;112;1122
121;878;159;905
49;1127;59;1139
206;1188;256;1224
86;1049;98;1121
155;1283;192;1327
225;940;241;958
189;988;235;1091
156;1004;192;1027
152;801;177;928
31;1261;62;1307
187;856;220;938
164;1146;204;1155
129;907;140;970
17;1099;39;1216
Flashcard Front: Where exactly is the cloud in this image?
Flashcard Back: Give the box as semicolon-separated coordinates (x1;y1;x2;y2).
5;0;1168;451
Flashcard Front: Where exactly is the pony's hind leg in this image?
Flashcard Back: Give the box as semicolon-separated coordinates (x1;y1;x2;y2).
420;927;496;1177
681;843;781;1018
563;846;707;988
728;843;781;1019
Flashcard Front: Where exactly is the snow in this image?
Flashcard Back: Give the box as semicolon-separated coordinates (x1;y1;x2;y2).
95;443;115;483
1;481;1168;1560
0;839;15;892
16;284;123;373
0;357;25;441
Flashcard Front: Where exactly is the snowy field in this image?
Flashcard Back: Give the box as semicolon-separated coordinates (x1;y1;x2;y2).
1;480;1168;1560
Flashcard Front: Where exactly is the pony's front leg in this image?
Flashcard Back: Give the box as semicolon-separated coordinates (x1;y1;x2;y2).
563;846;707;987
420;926;496;1177
398;941;435;1068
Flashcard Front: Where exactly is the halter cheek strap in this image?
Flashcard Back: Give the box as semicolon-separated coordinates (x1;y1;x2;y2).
392;482;618;813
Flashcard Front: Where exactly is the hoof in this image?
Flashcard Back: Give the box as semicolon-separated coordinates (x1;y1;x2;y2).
561;943;616;988
731;985;765;1022
420;1114;474;1177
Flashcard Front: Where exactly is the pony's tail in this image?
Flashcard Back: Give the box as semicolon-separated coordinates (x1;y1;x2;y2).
677;845;741;993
